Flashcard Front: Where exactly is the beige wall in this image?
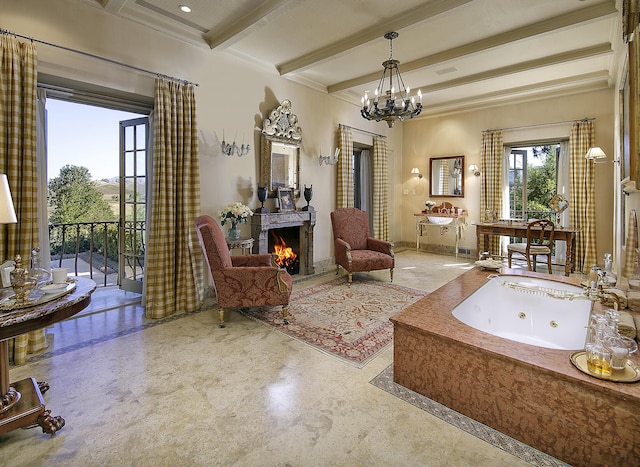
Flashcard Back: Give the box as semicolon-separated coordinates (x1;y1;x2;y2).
3;0;403;268
401;89;616;262
3;0;619;269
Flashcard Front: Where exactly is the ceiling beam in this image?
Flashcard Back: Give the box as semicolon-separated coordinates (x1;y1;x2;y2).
327;0;618;93
100;0;128;13
414;44;613;94
203;0;291;50
277;0;474;75
421;73;611;117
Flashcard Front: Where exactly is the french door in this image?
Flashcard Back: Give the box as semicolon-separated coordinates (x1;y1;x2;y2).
119;117;148;293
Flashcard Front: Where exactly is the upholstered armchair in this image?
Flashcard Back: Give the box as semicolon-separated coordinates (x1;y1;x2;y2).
330;208;394;284
194;215;293;327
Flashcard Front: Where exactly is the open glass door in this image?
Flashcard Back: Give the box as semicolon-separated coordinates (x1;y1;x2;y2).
119;117;148;293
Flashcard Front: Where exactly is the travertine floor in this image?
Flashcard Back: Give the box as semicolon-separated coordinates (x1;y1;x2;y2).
0;250;561;466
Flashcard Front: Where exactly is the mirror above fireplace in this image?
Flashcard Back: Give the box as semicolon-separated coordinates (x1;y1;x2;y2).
260;99;302;198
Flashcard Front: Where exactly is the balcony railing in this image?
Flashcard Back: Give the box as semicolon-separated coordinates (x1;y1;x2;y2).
48;221;144;287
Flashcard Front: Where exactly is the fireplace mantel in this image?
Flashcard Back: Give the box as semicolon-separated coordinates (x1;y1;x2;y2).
251;211;316;275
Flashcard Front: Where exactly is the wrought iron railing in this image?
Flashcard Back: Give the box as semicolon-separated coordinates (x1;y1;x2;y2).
48;221;144;287
508;209;557;222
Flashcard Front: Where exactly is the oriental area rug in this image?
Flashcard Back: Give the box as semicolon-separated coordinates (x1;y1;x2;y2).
239;277;427;367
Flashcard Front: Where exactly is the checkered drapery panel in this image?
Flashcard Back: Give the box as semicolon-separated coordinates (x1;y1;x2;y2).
0;35;46;364
479;131;504;257
569;120;596;273
372;136;389;241
337;126;354;209
145;78;203;319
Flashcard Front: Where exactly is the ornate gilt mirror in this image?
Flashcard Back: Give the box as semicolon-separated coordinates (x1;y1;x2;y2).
429;155;465;198
260;99;302;198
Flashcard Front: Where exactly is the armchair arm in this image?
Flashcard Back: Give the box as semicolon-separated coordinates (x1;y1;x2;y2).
334;238;352;267
231;254;273;267
367;237;394;257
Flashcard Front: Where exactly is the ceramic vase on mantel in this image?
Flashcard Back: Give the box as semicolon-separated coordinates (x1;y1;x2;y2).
255;185;270;213
227;222;241;240
302;184;314;211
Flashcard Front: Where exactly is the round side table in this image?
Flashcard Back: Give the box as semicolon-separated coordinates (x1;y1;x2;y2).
225;237;254;255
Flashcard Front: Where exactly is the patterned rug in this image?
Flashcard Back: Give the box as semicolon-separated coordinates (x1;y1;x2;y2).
239;277;427;367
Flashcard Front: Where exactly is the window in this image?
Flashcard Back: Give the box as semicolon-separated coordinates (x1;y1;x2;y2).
353;145;373;230
505;143;565;222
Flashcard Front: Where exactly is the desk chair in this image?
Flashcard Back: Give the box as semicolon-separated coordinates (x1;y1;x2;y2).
507;219;555;274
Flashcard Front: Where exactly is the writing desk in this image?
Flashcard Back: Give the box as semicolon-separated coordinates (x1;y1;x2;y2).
0;277;96;435
475;223;577;276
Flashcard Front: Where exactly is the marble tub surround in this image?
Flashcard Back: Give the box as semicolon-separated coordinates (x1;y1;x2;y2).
391;267;640;467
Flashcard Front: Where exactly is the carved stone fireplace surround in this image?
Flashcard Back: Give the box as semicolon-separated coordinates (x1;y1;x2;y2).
251;211;316;275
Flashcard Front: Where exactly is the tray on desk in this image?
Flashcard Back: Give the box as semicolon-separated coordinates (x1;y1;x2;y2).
0;280;76;312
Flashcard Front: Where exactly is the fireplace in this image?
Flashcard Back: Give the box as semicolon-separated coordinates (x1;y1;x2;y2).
251;211;316;275
270;228;300;275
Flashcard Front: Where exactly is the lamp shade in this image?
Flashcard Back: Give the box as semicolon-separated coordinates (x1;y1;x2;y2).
411;167;420;175
0;174;17;224
585;147;606;160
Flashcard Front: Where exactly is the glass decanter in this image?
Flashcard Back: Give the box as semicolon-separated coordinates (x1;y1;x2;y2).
10;255;37;304
28;246;50;290
585;323;612;377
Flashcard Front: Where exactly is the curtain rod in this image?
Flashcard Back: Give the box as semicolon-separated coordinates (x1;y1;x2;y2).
483;117;595;133
0;28;199;87
339;124;386;138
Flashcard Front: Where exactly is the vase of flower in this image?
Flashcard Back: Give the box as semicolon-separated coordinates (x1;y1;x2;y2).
227;222;241;240
218;202;253;240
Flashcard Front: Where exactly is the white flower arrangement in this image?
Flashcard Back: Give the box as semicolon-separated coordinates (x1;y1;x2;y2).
218;202;253;226
425;200;436;209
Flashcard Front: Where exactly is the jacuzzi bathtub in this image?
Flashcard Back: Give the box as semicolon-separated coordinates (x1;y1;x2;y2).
452;274;592;350
391;268;640;466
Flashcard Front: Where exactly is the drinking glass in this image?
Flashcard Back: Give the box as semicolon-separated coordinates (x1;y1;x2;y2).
605;336;630;371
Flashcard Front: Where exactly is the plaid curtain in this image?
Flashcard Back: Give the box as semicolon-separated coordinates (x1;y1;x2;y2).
145;78;202;319
625;209;638;276
569;120;596;273
372;136;388;240
0;34;46;364
479;131;504;256
337;126;353;209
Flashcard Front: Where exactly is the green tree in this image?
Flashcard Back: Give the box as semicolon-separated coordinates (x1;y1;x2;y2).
48;165;116;223
527;145;557;213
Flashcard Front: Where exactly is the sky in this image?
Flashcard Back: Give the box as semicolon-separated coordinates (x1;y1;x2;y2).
46;99;145;181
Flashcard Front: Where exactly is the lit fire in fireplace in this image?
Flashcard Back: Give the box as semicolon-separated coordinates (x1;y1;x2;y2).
272;233;297;268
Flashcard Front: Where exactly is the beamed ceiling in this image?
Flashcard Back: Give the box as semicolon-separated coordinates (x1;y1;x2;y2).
82;0;622;116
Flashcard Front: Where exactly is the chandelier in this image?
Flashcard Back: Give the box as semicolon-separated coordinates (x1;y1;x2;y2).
361;31;422;128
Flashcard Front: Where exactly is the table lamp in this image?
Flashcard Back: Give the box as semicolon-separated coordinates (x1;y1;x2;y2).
0;174;17;224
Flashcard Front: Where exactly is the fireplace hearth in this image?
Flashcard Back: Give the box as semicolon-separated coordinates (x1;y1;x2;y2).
251;211;316;275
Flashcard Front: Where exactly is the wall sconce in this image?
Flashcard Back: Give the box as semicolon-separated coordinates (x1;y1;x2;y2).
221;130;250;157
319;147;340;166
585;147;619;164
469;164;481;176
411;167;423;179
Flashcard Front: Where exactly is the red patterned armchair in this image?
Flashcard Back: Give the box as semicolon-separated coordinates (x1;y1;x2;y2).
330;208;394;284
195;215;293;327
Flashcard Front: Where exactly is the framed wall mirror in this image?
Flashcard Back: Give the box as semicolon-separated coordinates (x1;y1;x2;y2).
429;155;465;198
260;99;302;198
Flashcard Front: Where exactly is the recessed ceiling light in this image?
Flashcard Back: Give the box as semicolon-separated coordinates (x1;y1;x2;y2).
179;5;192;13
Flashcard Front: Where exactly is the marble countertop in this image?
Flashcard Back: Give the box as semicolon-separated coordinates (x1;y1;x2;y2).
0;277;96;339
